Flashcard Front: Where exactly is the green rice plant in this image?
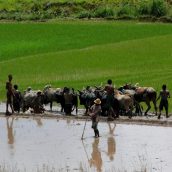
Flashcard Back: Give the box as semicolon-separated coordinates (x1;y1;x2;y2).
1;21;172;112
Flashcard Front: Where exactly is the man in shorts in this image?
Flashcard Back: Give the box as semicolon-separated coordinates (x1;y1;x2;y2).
157;84;170;119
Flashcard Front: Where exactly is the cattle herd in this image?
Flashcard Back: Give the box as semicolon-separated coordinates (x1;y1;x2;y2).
13;83;158;119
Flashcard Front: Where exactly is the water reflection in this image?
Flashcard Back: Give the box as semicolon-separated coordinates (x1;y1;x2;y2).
6;117;14;146
89;138;102;172
106;122;116;161
66;118;71;125
34;117;43;127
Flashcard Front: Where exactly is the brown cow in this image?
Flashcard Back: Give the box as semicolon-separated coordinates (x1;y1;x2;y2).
114;89;134;118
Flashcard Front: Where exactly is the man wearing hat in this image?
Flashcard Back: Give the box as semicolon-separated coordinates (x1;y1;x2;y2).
89;98;102;138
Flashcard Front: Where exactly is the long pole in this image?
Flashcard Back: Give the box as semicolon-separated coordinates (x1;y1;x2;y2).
81;116;89;140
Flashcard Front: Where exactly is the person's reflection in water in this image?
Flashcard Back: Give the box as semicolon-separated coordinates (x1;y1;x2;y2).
35;117;43;127
106;122;116;161
6;117;14;147
89;138;102;172
66;118;71;125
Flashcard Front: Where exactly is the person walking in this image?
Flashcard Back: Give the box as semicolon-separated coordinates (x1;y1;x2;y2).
5;74;14;115
157;84;170;119
89;98;102;138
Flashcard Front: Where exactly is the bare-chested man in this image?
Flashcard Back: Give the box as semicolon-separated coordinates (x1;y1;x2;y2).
104;79;116;120
6;74;14;115
157;84;170;119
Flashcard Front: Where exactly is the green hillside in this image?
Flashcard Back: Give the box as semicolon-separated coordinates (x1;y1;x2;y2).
0;21;172;111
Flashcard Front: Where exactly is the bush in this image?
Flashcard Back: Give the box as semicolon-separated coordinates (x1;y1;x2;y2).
138;1;151;16
150;0;167;17
93;6;114;18
77;11;92;19
116;4;135;17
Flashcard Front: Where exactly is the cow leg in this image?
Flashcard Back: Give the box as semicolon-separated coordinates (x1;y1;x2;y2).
153;100;157;116
145;101;151;116
50;102;53;111
85;107;88;115
75;105;78;114
125;105;132;118
60;102;64;112
135;101;141;115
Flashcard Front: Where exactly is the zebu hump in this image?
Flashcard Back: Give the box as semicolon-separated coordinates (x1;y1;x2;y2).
146;87;156;93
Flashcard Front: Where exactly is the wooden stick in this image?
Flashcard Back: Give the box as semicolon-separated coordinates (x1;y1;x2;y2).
81;116;89;140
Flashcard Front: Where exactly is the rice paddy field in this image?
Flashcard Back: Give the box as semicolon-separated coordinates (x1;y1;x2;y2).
0;20;172;111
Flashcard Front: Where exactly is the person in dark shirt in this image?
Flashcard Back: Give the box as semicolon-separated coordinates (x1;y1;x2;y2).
157;84;170;119
104;79;115;120
13;85;22;113
63;87;73;115
6;74;14;115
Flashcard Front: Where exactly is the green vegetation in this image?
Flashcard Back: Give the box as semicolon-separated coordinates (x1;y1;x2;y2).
0;21;172;111
0;0;172;22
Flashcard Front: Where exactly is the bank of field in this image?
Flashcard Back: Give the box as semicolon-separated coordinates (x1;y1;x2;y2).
0;21;172;111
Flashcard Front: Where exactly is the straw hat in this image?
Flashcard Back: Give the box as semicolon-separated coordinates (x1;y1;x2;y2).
94;98;101;105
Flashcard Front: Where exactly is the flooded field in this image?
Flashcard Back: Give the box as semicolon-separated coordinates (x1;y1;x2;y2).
0;117;172;172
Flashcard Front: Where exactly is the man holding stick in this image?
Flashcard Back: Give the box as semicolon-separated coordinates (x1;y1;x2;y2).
89;98;102;138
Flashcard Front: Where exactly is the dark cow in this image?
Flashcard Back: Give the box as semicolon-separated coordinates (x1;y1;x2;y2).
78;87;96;114
63;87;78;115
43;85;64;111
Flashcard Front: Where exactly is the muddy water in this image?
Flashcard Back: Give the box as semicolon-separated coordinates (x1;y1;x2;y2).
0;117;172;172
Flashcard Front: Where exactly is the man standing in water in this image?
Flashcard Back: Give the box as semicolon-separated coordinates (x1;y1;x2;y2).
104;79;116;120
157;84;170;119
6;74;14;115
13;84;22;113
89;98;102;138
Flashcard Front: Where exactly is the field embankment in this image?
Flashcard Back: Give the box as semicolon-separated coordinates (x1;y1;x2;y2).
0;0;172;22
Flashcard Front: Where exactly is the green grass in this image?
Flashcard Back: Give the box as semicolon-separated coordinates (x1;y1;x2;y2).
1;21;172;112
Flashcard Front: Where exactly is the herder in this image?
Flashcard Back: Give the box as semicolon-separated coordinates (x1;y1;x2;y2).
5;74;14;115
157;84;170;119
89;98;102;138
